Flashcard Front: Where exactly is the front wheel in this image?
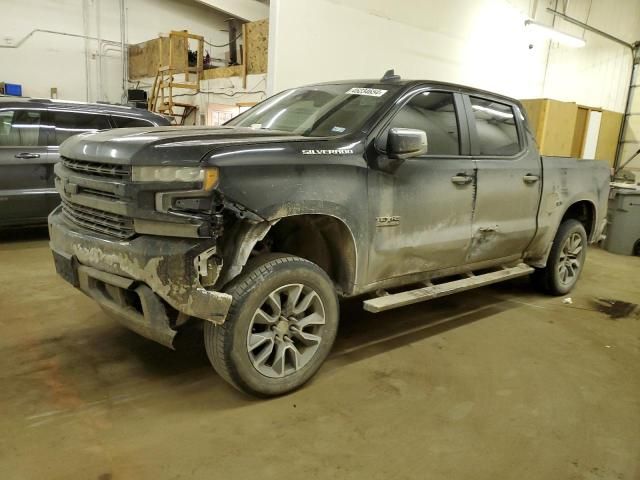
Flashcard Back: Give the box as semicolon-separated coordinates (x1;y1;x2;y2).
532;219;588;295
204;254;339;397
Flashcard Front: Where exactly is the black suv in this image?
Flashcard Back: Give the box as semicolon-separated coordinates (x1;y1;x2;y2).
0;97;170;228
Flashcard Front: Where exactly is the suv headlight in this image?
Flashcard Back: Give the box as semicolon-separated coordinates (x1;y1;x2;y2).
132;166;219;190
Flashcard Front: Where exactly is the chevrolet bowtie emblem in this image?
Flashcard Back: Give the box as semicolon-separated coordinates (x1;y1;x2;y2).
64;182;78;195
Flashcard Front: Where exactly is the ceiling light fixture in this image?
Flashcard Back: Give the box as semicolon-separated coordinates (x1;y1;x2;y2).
524;19;586;48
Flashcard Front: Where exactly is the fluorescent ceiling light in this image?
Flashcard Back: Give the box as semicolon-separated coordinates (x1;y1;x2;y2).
525;19;586;48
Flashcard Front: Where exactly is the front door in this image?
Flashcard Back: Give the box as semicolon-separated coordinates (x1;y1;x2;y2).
465;95;542;264
0;109;51;226
366;90;476;284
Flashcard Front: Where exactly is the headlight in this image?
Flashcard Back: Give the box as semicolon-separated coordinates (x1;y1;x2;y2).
132;166;219;190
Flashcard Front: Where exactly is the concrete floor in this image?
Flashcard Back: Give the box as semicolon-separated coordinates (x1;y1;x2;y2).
0;229;638;480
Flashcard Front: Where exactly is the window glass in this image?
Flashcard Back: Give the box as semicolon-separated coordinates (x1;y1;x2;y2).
384;92;460;155
0;111;12;143
0;110;43;146
469;97;520;156
49;111;110;145
227;84;401;137
112;116;154;128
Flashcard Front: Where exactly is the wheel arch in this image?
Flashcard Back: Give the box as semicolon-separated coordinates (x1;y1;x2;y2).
218;214;359;295
526;197;598;268
560;199;597;240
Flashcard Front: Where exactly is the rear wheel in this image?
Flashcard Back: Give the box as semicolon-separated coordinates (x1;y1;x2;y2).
531;219;587;295
204;254;339;397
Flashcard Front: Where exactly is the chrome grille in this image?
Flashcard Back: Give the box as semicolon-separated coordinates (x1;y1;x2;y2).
61;200;135;239
62;157;131;179
78;187;118;200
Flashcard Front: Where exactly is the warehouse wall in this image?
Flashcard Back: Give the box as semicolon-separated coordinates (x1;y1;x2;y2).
0;0;231;103
268;0;640;114
542;0;640;113
268;0;548;99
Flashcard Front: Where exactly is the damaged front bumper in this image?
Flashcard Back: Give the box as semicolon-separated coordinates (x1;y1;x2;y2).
48;206;232;348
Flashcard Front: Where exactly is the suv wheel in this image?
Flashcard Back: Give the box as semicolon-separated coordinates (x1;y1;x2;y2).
531;219;587;295
204;254;339;397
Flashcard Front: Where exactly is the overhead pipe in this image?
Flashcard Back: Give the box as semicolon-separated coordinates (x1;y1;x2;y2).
1;14;130;104
0;28;122;49
546;8;634;49
83;0;91;101
0;27;123;103
120;0;128;104
96;0;103;101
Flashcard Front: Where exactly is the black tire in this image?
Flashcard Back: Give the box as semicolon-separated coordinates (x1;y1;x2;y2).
204;254;339;397
531;219;588;296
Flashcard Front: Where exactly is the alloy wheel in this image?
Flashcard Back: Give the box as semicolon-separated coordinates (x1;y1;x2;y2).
557;232;583;286
246;283;326;378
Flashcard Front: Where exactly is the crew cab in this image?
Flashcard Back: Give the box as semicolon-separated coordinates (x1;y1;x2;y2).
48;72;610;396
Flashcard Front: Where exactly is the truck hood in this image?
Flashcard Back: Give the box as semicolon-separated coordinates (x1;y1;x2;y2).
58;126;307;165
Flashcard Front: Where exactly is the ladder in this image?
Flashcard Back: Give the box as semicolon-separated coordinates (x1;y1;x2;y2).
148;31;204;125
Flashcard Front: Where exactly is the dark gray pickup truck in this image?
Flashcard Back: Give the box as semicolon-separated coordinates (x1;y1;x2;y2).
49;73;610;396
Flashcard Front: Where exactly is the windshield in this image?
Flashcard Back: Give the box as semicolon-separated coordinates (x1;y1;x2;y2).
226;84;400;137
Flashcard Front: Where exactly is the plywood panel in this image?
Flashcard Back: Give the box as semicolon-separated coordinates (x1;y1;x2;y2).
521;98;577;156
246;19;268;74
542;99;578;157
128;36;187;80
520;99;545;139
571;106;589;158
203;65;244;79
595;110;623;166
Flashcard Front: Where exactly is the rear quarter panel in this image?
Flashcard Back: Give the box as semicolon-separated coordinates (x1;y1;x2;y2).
525;157;610;265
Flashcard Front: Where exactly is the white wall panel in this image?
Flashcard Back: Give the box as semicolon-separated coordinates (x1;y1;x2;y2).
0;0;231;103
268;0;549;99
268;0;640;116
542;0;639;113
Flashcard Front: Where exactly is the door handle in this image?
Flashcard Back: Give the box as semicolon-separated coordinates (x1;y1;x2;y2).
451;174;473;185
523;174;540;184
14;152;40;159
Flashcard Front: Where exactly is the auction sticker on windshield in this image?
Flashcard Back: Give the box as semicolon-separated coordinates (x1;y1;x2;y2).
345;87;388;97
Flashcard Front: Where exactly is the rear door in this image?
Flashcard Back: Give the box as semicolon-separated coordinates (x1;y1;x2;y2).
465;95;542;264
0;108;51;226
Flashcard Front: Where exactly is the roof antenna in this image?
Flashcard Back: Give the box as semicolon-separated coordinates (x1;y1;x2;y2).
381;69;401;81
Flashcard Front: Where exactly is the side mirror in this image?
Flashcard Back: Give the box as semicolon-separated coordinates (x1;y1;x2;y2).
387;128;428;160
